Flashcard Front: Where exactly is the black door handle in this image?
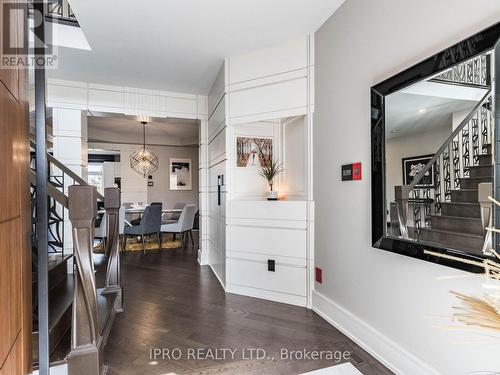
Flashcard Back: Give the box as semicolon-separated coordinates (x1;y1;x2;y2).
217;175;221;206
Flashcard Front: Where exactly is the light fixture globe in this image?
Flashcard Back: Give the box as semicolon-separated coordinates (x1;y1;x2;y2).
130;122;159;177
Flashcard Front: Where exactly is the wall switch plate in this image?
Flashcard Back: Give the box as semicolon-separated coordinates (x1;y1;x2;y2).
315;267;322;283
268;259;276;272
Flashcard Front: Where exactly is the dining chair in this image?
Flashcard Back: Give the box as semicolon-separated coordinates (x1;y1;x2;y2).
124;203;162;253
118;205;126;252
95;213;107;248
162;202;186;225
160;204;197;248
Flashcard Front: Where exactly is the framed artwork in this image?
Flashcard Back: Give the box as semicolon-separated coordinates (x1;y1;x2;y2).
169;158;192;190
236;136;273;168
402;154;434;187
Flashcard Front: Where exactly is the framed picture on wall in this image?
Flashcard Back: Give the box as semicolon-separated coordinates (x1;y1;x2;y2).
169;158;192;190
236;136;273;168
402;154;434;187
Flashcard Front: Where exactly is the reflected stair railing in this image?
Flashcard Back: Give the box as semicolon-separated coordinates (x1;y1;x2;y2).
394;88;493;254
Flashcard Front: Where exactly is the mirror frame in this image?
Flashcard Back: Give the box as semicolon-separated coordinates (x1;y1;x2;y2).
371;22;500;272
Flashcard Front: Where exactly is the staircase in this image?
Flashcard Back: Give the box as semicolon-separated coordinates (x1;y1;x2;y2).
394;53;495;257
31;139;122;374
32;254;73;366
418;145;492;254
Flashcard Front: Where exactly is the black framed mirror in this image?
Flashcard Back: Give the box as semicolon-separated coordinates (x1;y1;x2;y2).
371;22;500;272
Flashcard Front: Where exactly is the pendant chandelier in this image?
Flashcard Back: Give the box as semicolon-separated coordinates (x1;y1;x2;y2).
129;121;159;177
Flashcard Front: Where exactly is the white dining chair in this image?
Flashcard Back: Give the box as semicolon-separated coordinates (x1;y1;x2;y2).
95;213;107;248
160;204;197;248
119;205;126;251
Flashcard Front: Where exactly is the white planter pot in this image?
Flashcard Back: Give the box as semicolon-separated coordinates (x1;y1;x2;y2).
267;190;278;201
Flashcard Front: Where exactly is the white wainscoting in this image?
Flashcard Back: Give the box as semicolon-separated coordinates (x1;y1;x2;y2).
47;79;204;119
226;200;308;306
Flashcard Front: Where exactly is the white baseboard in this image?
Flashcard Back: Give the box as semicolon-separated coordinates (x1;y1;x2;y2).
198;249;209;265
208;264;226;291
311;290;442;375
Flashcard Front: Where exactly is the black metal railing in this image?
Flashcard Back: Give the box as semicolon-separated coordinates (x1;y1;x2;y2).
394;87;493;242
28;0;79;26
433;54;491;87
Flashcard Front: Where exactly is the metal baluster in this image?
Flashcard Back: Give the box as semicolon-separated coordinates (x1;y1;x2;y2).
413;189;421;237
472;113;480;165
443;143;451;201
434;157;442;214
452;136;460;188
461;120;470;179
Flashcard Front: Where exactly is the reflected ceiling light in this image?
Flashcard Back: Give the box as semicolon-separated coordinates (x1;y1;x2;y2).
418;108;427;113
129;121;159;178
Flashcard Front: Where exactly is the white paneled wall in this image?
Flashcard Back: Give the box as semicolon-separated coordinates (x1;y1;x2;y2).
226;36;314;125
47;79;205;119
218;35;315;307
226;200;309;306
206;63;228;284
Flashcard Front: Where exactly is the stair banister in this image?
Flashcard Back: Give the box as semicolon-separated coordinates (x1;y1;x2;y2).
395;89;492;236
103;187;124;312
30;139;105;202
67;185;102;375
407;90;491;191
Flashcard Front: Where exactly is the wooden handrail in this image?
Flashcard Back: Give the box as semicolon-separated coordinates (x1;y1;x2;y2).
29;170;69;208
30;139;104;201
408;90;491;191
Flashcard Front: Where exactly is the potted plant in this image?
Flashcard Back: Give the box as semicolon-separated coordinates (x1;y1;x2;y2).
259;160;284;200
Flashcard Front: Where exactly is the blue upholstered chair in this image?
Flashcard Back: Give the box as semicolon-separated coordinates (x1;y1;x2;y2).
123;203;162;253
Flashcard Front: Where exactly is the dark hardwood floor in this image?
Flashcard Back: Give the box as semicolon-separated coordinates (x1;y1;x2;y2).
104;237;393;375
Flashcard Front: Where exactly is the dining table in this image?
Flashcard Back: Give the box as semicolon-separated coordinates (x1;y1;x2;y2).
97;206;183;226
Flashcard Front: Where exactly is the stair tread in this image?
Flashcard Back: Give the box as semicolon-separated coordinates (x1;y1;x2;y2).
460;176;492;180
33;277;74;333
441;202;479;206
420;227;483;239
430;214;481;222
48;253;72;272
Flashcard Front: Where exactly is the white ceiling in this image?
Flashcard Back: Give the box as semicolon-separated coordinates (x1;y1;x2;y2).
49;0;346;94
87;115;199;146
385;80;486;139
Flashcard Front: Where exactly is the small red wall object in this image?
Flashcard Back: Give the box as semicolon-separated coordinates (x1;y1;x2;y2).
315;267;323;284
352;162;362;180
